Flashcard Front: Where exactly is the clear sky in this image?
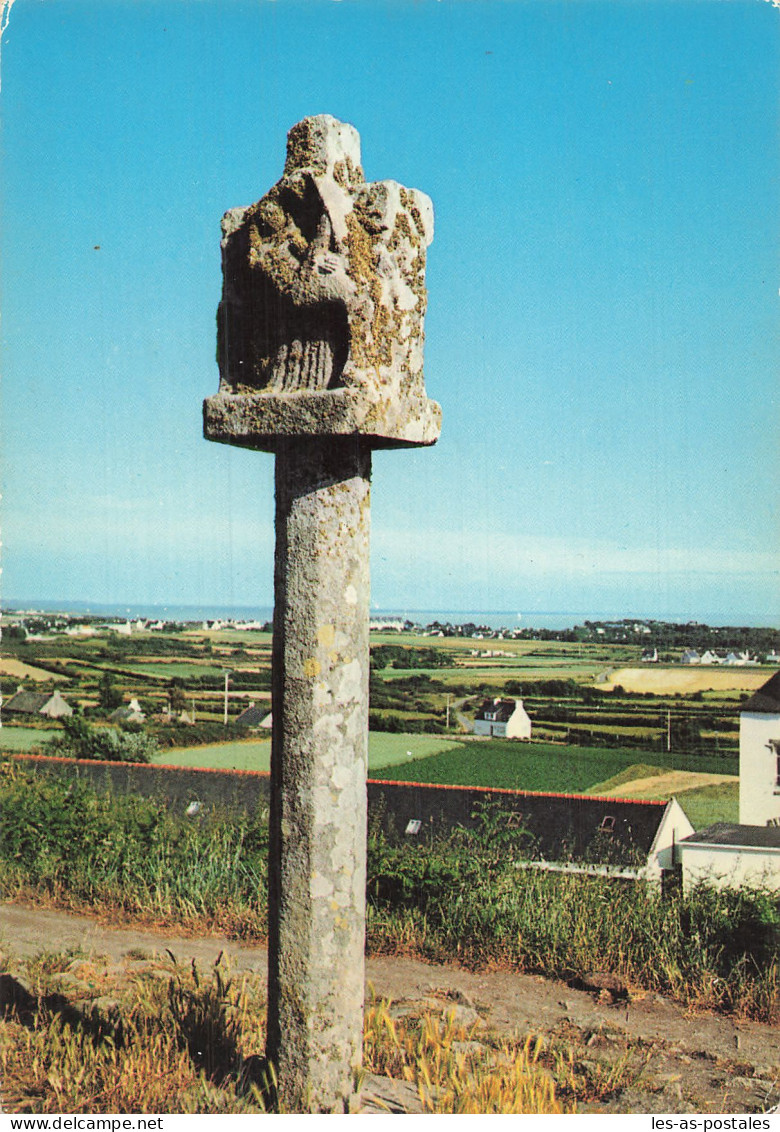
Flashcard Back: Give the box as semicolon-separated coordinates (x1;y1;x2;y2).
1;0;778;624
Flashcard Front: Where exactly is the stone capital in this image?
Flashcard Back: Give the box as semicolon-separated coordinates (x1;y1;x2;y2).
204;115;441;453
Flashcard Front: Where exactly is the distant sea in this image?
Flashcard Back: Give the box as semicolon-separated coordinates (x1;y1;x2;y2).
3;599;778;631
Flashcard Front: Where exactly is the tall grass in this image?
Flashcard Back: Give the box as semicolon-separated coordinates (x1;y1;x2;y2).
0;765;267;936
0;765;776;1022
0;952;270;1113
365;822;779;1022
383;740;737;793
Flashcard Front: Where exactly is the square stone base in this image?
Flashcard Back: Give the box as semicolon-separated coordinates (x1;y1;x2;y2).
203;388;442;452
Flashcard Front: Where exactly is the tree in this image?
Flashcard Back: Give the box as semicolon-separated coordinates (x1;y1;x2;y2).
98;671;122;712
169;678;187;713
668;713;702;752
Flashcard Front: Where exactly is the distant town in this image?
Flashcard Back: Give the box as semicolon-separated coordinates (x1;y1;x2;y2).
4;607;778;664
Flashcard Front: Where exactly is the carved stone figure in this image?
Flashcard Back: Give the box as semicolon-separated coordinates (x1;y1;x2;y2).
205;115;441;449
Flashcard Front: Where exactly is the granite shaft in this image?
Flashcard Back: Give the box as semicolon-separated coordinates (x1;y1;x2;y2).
266;437;371;1112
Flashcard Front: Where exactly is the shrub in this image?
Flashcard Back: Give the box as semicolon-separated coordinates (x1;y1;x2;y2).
49;718;159;764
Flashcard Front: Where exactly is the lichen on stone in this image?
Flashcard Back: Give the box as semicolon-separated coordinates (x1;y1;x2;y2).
211;115;439;445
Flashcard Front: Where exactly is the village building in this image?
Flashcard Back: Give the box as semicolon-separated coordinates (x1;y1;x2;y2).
737;670;780;827
473;698;532;740
3;688;73;719
678;823;780;893
370;781;693;884
674;671;780;891
235;703;272;730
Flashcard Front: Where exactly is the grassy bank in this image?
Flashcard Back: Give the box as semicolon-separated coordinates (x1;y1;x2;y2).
0;768;776;1023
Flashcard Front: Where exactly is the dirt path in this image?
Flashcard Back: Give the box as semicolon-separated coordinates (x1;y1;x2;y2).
1;902;778;1115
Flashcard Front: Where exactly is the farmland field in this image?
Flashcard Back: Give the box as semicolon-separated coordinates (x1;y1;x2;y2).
154;740;271;772
382;739;738;797
379;664;607;686
598;667;769;694
0;659;67;682
587;768;737;801
154;732;461;773
112;662;229;680
669;781;739;827
0;727;57;751
367;733;462;769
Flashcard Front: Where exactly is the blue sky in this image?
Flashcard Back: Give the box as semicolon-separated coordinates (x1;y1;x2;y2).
2;0;778;624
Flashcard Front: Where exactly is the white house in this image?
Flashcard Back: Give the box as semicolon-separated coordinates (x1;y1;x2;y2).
681;649;700;665
674;672;780;892
679;824;780;892
738;670;780;827
109;697;146;725
473;698;532;740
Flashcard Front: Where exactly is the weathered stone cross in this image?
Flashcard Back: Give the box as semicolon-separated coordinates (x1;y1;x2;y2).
203;115;440;1112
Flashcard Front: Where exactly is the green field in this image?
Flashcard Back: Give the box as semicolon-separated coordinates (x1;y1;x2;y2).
382;739;738;796
154;732;461;773
367;733;461;770
154;740;271;772
378;665;604;685
0;727;57;751
112;662;229;680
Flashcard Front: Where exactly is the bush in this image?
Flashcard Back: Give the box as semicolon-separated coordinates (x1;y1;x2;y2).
369;712;444;734
154;722;249;748
370;645;450;671
49;718;159;764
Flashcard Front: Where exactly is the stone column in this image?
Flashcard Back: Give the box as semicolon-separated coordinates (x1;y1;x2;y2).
267;438;371;1109
203;114;440;1113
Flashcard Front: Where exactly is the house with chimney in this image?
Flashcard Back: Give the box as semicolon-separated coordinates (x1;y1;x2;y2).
473;698;532;739
3;688;72;720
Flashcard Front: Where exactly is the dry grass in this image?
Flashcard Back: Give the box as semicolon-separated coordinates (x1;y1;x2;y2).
598;667;769;695
0;951;270;1114
364;996;570;1114
0;659;68;682
591;769;737;801
0;950;571;1115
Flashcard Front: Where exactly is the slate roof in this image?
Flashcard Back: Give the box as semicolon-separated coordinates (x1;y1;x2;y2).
109;706;144;724
3;691;52;715
235;705;269;728
476;698;517;723
742;671;780;715
367;778;670;867
681;823;780;850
